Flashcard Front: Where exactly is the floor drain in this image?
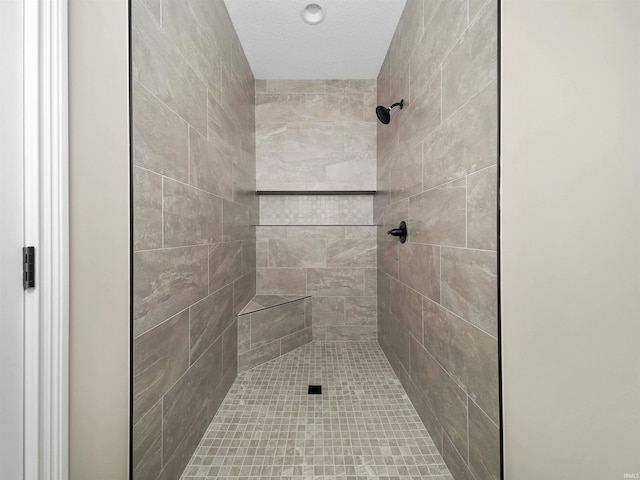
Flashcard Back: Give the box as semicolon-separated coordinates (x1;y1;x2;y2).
308;385;322;395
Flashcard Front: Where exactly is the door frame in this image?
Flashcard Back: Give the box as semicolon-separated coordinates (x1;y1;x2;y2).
23;0;69;478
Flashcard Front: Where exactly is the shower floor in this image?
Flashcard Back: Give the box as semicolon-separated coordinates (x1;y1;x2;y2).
180;341;453;480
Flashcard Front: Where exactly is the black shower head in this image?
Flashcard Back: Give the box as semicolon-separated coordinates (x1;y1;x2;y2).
376;99;404;125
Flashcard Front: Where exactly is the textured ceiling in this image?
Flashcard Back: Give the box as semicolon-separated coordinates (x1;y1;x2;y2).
224;0;407;80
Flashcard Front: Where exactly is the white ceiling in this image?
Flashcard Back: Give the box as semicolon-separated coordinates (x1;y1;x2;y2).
224;0;407;80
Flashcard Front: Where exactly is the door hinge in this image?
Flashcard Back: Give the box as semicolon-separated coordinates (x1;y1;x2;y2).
23;246;35;289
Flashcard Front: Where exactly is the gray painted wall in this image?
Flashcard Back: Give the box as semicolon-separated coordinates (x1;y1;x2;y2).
69;0;130;478
377;1;499;479
501;1;640;478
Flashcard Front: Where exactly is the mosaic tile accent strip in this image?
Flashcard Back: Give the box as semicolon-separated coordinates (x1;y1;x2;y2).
260;195;373;225
180;341;453;480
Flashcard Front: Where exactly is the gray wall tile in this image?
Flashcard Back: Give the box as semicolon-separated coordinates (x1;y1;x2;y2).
390;278;423;342
307;268;365;296
423;81;497;191
344;297;377;326
326;239;376;268
467;165;497;250
312;297;345;326
409;178;466;246
132;400;162;480
399;243;440;301
189;126;233;200
250;300;305;348
163;178;223;247
441;247;497;337
162;337;222;461
133;311;189;421
132;82;188;182
410;336;468;457
209;242;242;293
268;239;325;268
132;1;255;475
441;1;497;119
256;268;307;295
325;325;377;341
132;1;207;135
134;167;162;251
469;400;501;480
423;297;499;422
189;284;234;363
134;246;209;336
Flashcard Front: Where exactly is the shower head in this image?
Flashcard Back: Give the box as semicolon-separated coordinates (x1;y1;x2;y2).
376;99;404;124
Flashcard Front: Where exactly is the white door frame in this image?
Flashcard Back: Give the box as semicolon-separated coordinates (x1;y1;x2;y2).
23;0;69;478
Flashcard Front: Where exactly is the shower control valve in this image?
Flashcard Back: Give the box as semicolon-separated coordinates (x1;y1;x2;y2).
387;221;407;244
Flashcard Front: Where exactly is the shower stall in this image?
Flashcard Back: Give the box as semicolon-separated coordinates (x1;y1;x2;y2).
130;1;498;479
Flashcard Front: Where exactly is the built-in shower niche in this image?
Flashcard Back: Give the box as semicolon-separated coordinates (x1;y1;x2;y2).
237;295;312;371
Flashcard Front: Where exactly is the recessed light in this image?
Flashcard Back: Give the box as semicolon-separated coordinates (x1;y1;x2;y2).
301;3;325;25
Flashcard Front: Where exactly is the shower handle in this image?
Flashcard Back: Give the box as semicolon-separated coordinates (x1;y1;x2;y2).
387;221;407;244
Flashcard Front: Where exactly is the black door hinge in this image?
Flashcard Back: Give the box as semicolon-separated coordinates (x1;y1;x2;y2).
23;246;35;289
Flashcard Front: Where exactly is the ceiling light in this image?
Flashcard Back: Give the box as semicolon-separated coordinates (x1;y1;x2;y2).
301;3;325;25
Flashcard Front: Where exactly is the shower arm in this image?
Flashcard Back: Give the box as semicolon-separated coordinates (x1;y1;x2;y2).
389;100;404;110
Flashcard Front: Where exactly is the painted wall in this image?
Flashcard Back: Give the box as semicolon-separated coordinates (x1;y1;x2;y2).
501;1;640;478
377;1;499;479
68;0;130;478
256;80;378;341
130;0;256;477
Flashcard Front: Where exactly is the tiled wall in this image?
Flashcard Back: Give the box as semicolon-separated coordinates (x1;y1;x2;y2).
376;2;499;480
238;296;312;371
131;0;256;478
255;80;378;341
256;80;377;191
256;226;377;341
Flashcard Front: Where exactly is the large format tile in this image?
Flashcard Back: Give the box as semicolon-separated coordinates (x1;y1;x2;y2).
163;178;223;247
390;278;423;342
467;165;498;250
417;0;467;84
134;246;208;336
423;297;499;422
409;178;466;246
307;268;365;296
344;297;377;326
441;1;497;119
189;127;233;200
312;296;345;326
250;300;305;348
209;242;242;293
189;284;234;363
222;200;250;242
133;166;162;251
132;2;207;134
268;239;325;268
161;0;222;97
441;247;498;337
469;400;501;480
133;400;162;480
325;325;376;341
256;268;306;295
423;81;497;190
233;272;256;316
399;243;440;301
132;82;188;182
163;338;222;461
326;239;376;268
410;336;468;458
133;310;189;421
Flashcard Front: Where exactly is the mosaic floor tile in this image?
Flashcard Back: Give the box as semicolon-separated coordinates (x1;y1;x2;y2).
181;341;453;480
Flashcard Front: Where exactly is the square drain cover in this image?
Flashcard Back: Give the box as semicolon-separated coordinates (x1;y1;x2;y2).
308;385;322;395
